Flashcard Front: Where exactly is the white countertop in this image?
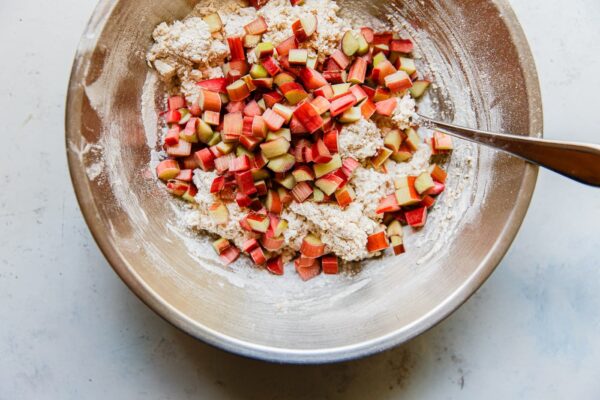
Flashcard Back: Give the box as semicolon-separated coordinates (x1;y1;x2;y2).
1;0;600;398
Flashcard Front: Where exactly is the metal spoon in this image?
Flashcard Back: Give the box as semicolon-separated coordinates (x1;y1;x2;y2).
417;115;600;187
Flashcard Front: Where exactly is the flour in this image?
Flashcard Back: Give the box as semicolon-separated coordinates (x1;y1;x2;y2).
338;118;383;161
258;0;350;59
391;94;417;130
289;201;382;261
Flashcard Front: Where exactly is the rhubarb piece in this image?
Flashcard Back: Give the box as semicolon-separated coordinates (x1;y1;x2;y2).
314;84;334;99
429;164;447;183
338;107;361;123
313;154;342;178
168;95;186;111
342;31;359;56
266;256;284;275
291;181;314;203
312;188;325;202
252;77;273;89
227;101;246;114
235;170;257;195
295;258;321;281
166;140;192;157
267;153;296;173
292;14;317;42
276;36;298;57
251;115;268;137
289;49;309;65
376;193;400;214
261;56;281;76
266;127;292;142
367;231;389;252
194;148;215;171
164;125;180;146
395;176;421;206
279;82;308;105
223;112;243;140
374;97;398;117
321;255;339;274
219;246;241;265
390;235;405;255
198;89;222;112
175;169;193;182
226;80;251;102
241;75;257;92
242;238;260;253
272;104;294;123
373;87;391;102
301;234;325;258
405;128;421;151
235;192;253;208
332;83;351;97
156;159;180;181
262;108;286;131
166;180;190;196
227;36;246;61
248;246;266;265
214;153;235;173
433;131;454;151
390;38;414;53
427;181;446;196
250;64;268;79
323;70;347;84
373;60;397;86
165;110;181;124
203;110;220;126
299;68;328;90
247;213;270;233
289;115;308;134
265;189;283;214
331;49;351;70
209;202;229;225
315;173;344;195
373;32;393;45
293;103;323;133
323;129;339;153
229;155;251;172
244;34;262;48
360;98;377;119
239;135;262;151
275;173;296;190
255;42;275;59
371;147;393;168
398;57;417;76
263;91;284;108
356;33;369;55
384;70;413;92
182;184;198;202
373;43;390;56
203;13;223;33
292;165;315;182
245;16;268;35
244;100;263;117
329;93;357;117
261;137;290;159
348;59;367;85
335;185;355;208
212;238;231;255
312;139;333;163
405;206;428;228
274;72;296;87
409;79;431;99
228;60;250;75
384;129;403;152
414;172;435;195
341;157;360;177
360;27;374;43
178;108;192;125
197;78;228;94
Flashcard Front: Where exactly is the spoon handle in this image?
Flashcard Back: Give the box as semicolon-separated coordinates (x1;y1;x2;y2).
419;116;600;187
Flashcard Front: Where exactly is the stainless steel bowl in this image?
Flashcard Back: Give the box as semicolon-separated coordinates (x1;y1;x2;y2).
66;0;542;363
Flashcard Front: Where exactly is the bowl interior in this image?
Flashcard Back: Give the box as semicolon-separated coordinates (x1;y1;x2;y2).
66;0;541;362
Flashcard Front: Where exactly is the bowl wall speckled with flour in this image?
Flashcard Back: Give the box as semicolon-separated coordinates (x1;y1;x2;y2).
66;0;542;363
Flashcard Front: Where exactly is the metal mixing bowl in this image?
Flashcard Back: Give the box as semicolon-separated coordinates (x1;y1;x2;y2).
66;0;542;363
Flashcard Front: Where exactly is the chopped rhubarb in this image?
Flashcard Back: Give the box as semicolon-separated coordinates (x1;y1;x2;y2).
244;16;268;35
266;256;284;275
292;14;317;42
405;206;428;228
250;247;267;265
367;231;389;252
330;49;351;70
321;255;339;274
295;258;321;281
329;93;357;117
348;58;367;84
229;155;251;172
156;159;180;181
198;89;222;112
219;246;241;265
168;95;186;111
291;181;313;203
276;36;298;57
376;194;400;214
263;91;284;108
235;170;257;195
262;108;286;131
311;139;333;163
279;82;308;105
197;78;227;94
293;103;323;133
227;36;246;61
166;140;192;157
299;68;328;90
301;234;325;258
261;56;281;76
390;38;414;54
323;129;339;153
335;185;355;208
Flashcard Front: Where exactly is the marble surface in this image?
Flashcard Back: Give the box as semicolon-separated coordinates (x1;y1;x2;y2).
1;0;600;398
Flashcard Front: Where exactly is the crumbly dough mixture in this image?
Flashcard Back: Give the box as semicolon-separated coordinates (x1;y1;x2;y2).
149;0;429;262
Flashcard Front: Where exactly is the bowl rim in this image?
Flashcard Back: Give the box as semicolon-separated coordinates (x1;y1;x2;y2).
65;0;542;364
